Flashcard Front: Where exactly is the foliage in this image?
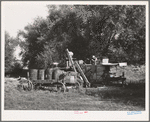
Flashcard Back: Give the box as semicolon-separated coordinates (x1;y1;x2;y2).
18;5;145;69
5;32;16;74
11;62;23;76
17;17;53;68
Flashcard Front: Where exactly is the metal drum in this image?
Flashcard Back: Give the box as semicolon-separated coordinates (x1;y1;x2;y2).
38;69;45;80
46;68;53;80
29;69;38;80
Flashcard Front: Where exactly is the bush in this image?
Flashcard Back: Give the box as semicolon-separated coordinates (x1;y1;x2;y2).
11;62;23;77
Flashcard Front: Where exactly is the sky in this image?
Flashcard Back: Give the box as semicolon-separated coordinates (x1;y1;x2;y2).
2;2;50;60
3;2;49;38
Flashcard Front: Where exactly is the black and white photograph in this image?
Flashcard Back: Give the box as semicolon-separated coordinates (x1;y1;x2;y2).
1;1;149;121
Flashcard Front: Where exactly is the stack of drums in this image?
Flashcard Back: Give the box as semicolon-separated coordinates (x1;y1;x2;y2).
29;69;46;80
46;68;53;80
38;69;45;80
29;69;38;80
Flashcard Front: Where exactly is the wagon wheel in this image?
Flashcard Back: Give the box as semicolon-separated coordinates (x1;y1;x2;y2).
27;80;33;91
31;81;37;90
22;84;28;91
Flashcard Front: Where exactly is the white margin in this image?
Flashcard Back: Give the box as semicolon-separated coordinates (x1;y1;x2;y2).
1;1;149;121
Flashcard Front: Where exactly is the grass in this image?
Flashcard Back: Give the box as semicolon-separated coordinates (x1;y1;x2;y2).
85;85;145;108
4;77;145;111
4;65;145;110
112;65;145;83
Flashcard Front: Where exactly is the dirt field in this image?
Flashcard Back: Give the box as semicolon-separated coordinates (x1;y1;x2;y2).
4;78;145;110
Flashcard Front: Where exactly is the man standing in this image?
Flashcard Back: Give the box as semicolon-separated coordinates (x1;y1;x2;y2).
92;55;97;65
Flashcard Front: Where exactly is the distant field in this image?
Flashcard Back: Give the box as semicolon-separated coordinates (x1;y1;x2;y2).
4;77;145;110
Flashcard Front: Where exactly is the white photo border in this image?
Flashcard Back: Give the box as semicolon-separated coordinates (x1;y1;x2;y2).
1;1;149;121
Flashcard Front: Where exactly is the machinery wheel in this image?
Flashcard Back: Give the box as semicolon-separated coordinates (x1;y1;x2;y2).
53;82;66;92
75;81;81;90
27;80;33;91
22;84;28;91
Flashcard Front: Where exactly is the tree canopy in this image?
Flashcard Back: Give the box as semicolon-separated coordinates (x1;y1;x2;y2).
18;5;145;69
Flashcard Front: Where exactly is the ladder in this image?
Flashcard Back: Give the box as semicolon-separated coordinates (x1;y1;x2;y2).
74;61;90;87
66;49;90;87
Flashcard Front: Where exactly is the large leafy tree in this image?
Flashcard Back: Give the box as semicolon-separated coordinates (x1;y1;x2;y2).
18;5;145;69
72;5;145;63
18;17;55;69
108;5;145;63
